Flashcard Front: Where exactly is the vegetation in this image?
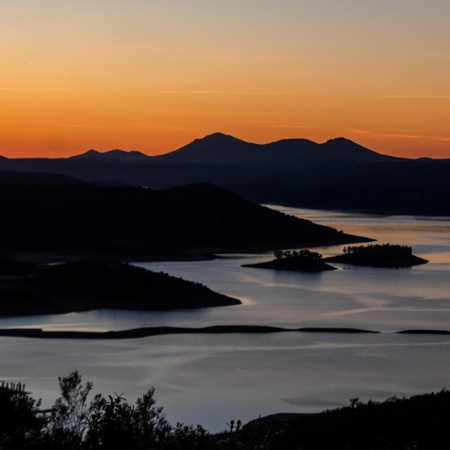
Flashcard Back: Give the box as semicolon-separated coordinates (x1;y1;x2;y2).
0;372;207;450
326;243;428;268
274;249;323;261
342;243;412;256
2;373;450;449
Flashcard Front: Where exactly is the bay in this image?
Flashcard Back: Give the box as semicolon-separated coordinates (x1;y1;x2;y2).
1;207;450;431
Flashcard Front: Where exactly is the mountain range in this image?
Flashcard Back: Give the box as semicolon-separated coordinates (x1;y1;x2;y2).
1;133;449;215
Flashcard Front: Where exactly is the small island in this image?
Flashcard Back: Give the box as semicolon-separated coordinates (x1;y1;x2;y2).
325;243;428;268
0;259;240;317
243;249;336;272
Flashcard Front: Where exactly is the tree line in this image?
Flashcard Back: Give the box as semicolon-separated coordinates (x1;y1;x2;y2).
343;243;412;256
273;249;322;261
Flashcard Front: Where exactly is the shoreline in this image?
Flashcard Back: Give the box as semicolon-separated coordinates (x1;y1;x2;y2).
4;235;372;265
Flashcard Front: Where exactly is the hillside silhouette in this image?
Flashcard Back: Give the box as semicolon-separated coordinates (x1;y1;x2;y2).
1;133;449;215
0;172;366;259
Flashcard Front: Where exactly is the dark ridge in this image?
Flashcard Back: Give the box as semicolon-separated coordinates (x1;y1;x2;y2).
243;390;450;449
0;325;379;340
0;175;368;259
0;170;86;187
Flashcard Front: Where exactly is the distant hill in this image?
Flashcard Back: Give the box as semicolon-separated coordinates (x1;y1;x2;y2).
158;132;262;164
70;149;150;161
1;133;449;215
0;173;367;259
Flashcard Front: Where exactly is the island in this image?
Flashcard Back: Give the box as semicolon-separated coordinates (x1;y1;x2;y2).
0;259;240;316
325;243;428;268
243;249;336;272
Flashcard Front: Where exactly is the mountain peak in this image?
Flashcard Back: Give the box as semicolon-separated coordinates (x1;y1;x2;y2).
320;137;394;162
325;137;354;145
157;132;257;164
195;132;247;145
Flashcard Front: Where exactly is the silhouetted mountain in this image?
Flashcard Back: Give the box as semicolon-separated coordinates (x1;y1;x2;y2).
157;132;394;165
319;137;395;162
70;149;150;161
159;132;262;164
0;173;366;259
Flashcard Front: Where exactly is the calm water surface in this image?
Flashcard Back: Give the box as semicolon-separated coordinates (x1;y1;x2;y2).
1;207;450;431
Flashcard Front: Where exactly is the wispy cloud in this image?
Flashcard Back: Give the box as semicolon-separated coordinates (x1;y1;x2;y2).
37;122;107;129
383;95;450;99
244;121;450;144
0;87;72;92
374;132;450;143
353;94;450;99
244;121;344;130
102;88;302;96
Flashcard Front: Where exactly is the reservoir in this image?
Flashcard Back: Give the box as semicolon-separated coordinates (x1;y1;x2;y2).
1;207;450;431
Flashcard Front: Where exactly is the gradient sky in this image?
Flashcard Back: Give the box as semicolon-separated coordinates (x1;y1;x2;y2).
1;0;450;158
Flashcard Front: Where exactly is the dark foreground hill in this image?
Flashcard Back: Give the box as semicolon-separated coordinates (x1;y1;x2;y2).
242;390;450;450
0;172;367;260
2;133;450;215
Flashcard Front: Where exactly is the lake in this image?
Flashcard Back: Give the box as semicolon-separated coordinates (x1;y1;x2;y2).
1;207;450;431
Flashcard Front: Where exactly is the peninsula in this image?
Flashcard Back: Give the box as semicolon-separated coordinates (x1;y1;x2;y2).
0;259;240;316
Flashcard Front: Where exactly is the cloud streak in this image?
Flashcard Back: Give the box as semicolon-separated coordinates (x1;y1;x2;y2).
0;87;73;92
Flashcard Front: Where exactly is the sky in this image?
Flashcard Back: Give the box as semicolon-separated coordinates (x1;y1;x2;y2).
1;0;450;159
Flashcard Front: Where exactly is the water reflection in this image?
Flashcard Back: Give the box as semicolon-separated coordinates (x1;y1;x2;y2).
1;208;450;431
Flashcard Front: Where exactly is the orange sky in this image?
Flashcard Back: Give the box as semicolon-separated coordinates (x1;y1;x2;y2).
1;1;449;159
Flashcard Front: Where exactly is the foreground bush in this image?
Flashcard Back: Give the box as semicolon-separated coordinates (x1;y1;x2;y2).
2;372;450;449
